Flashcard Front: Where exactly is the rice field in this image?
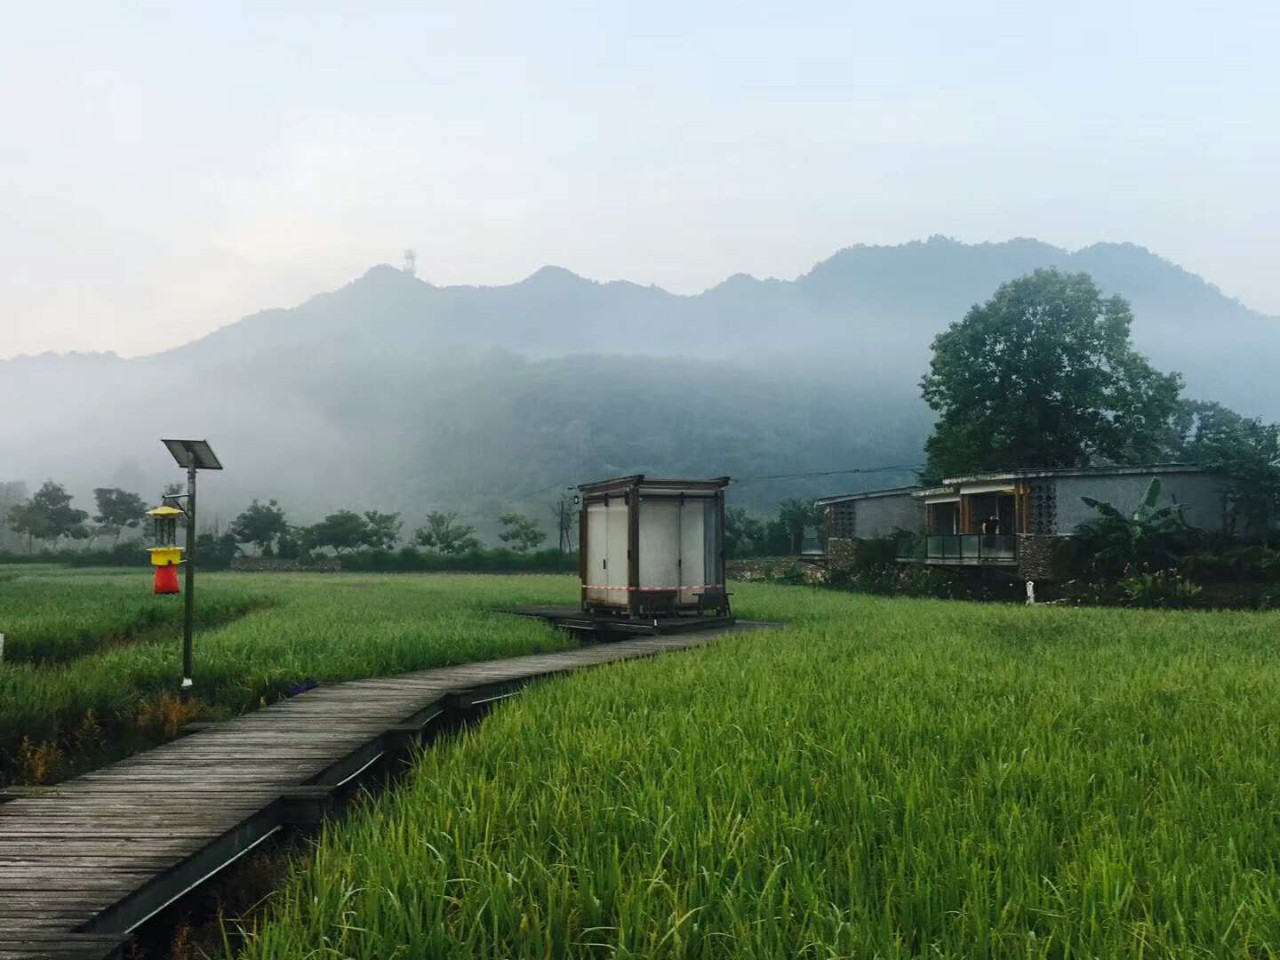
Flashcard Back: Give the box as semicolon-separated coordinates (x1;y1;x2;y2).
0;567;579;786
0;566;266;664
234;587;1280;959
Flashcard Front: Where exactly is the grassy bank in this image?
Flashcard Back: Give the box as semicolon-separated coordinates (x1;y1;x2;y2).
237;587;1280;959
0;566;268;664
0;568;579;786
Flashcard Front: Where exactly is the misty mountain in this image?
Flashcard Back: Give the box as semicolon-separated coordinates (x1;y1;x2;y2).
173;236;1278;412
2;237;1275;532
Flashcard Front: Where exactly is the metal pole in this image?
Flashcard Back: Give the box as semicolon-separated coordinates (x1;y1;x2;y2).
181;463;196;698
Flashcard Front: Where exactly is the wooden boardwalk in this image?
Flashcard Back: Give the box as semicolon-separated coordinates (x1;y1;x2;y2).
0;623;760;959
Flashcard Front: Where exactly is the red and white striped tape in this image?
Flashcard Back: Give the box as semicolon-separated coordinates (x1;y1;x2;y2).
583;584;724;592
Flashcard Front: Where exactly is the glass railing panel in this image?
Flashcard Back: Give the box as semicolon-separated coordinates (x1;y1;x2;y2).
919;533;1019;561
896;539;925;559
986;535;1017;560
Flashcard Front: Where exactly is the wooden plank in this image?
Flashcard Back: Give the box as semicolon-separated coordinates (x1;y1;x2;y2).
0;858;180;871
0;840;199;856
0;877;153;893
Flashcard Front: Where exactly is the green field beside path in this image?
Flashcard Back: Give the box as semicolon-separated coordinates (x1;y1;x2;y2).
235;587;1280;960
0;568;579;786
7;567;1280;957
0;566;267;665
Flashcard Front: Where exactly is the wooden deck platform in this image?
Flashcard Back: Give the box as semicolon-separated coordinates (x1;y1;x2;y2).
509;605;736;638
0;621;763;959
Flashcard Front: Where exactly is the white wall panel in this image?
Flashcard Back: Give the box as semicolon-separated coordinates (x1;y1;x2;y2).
638;498;681;590
679;499;707;602
606;500;630;591
584;503;610;604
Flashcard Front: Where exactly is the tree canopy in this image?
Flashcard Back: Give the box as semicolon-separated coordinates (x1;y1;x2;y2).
362;511;402;551
310;510;371;554
229;499;288;555
6;481;90;548
920;269;1185;480
775;498;823;554
497;512;546;553
725;507;765;558
1177;402;1280;544
92;487;148;543
413;511;480;555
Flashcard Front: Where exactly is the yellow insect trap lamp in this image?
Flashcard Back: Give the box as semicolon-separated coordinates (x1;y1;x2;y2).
148;505;184;594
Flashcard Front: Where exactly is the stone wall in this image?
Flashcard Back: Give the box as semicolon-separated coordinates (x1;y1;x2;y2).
1016;535;1071;582
727;558;828;585
826;538;857;582
229;556;343;573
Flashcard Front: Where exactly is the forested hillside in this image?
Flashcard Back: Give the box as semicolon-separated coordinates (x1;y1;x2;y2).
1;237;1273;526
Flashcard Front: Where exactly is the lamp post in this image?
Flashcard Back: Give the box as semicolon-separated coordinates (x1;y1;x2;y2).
161;439;223;699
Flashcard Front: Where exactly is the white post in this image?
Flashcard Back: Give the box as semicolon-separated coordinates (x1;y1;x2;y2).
0;633;4;662
1025;581;1036;606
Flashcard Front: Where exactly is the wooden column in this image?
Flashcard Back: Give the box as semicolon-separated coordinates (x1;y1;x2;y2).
627;482;640;617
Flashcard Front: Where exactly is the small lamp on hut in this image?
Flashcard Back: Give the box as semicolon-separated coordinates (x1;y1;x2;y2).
148;505;184;595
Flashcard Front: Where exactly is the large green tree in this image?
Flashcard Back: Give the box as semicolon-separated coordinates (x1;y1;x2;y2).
920;269;1185;480
725;507;766;558
413;511;480;555
229;499;288;556
776;498;823;554
1178;401;1280;544
362;511;402;551
92;487;148;544
6;481;90;550
0;482;28;551
497;512;546;553
310;510;370;554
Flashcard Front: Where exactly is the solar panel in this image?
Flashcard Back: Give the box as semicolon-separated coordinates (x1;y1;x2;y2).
161;439;223;470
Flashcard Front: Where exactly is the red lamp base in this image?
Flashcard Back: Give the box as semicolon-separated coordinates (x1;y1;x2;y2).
154;564;180;595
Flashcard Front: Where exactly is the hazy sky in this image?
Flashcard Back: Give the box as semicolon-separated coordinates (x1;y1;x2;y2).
2;1;1277;359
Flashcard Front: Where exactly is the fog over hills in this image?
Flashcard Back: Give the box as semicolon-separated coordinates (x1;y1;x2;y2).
3;237;1276;531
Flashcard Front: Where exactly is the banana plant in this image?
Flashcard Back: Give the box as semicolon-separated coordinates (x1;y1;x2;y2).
1077;479;1192;575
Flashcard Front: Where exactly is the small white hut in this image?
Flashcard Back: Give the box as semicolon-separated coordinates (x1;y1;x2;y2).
578;475;730;618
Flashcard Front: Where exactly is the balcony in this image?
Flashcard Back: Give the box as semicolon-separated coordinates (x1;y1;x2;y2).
897;534;1018;565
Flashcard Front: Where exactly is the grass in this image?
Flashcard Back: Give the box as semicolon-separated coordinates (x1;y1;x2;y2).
0;566;268;664
234;585;1280;959
0;567;579;786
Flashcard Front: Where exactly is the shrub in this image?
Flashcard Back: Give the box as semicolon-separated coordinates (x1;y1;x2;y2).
1117;570;1204;608
1181;545;1280;584
338;547;577;574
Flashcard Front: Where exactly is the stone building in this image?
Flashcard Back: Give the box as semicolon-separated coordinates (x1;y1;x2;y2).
818;465;1232;582
817;487;923;541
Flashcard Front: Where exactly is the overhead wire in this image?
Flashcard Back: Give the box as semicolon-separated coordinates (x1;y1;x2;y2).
464;463;924;513
731;463;923;485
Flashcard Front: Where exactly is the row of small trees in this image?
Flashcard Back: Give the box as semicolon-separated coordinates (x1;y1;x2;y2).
724;499;824;559
3;483;150;551
226;500;549;557
1;480;817;561
0;483;552;557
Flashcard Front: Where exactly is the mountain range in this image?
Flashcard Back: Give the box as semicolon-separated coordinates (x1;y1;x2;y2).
2;237;1275;536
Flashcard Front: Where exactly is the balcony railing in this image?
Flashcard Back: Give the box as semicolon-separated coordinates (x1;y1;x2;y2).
897;534;1018;563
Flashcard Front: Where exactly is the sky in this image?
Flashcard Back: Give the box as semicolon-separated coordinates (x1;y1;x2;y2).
2;1;1277;359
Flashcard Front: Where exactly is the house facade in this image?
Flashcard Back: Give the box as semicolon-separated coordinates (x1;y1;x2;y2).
818;465;1231;580
818;487;923;541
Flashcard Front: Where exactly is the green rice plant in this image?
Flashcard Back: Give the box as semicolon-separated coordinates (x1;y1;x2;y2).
0;567;268;664
236;586;1280;959
0;569;580;785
